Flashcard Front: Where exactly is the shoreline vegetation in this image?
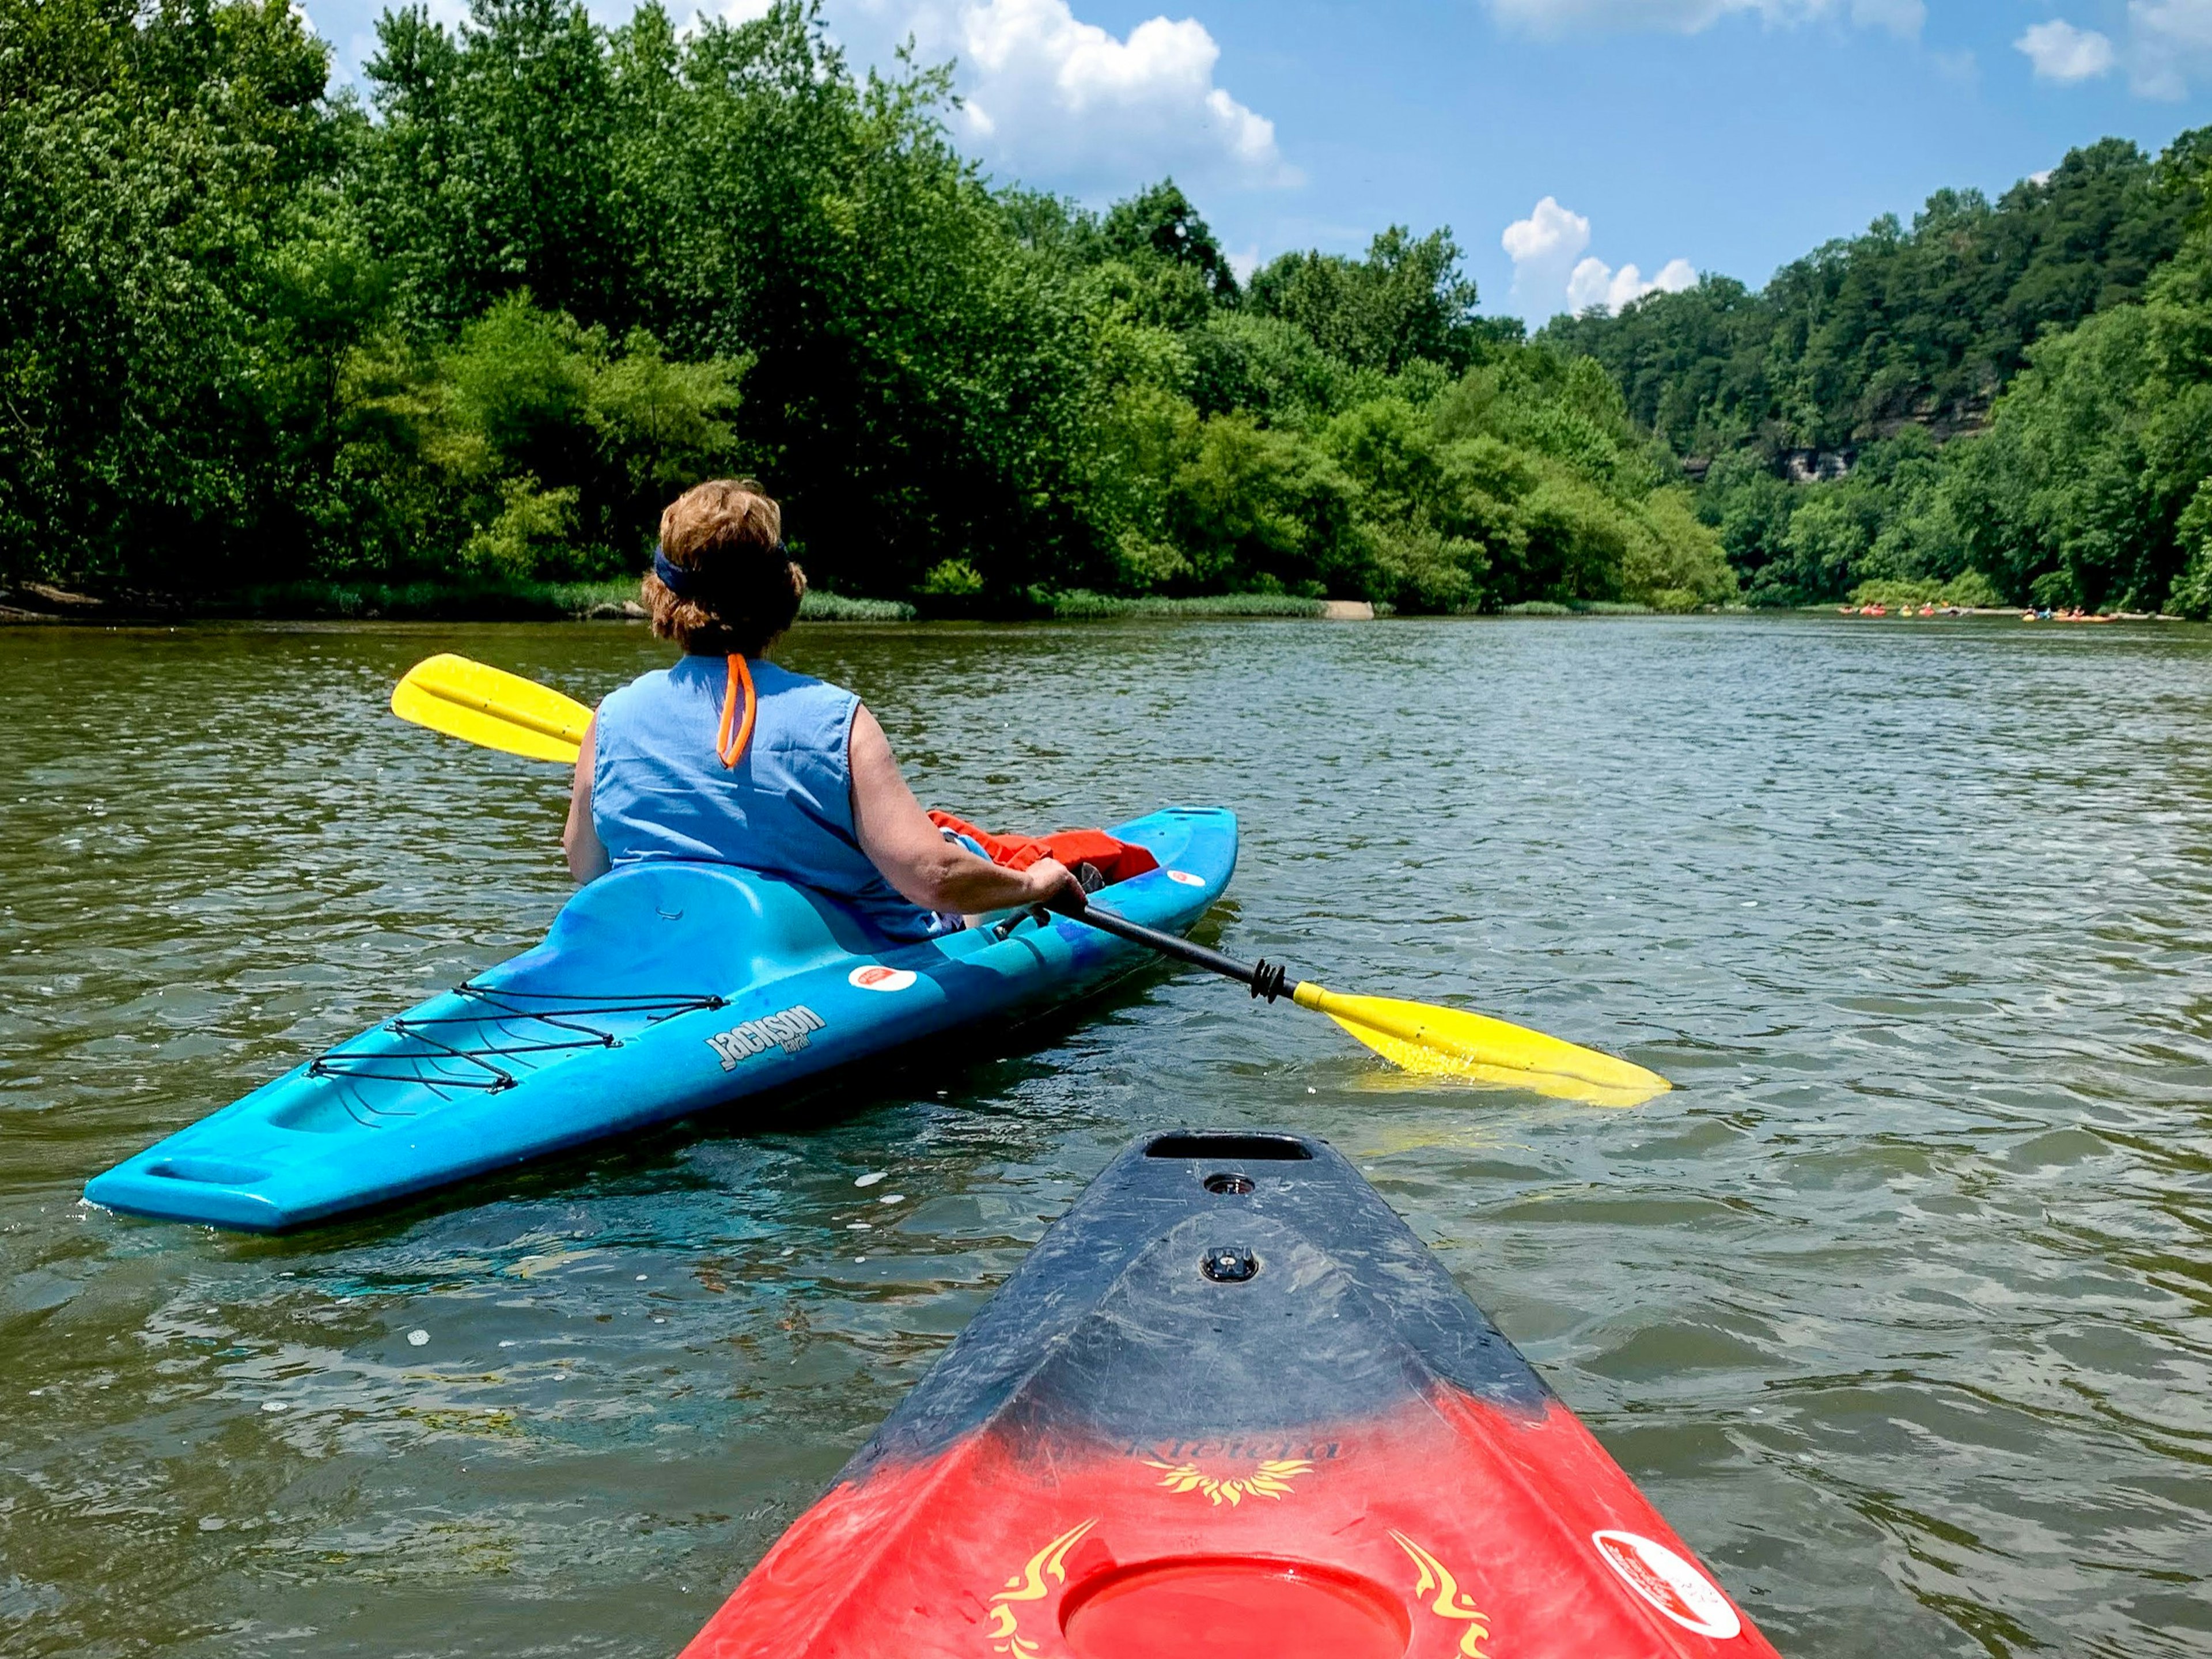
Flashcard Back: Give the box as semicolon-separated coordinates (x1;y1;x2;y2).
9;3;2212;620
7;573;2179;626
0;577;1385;624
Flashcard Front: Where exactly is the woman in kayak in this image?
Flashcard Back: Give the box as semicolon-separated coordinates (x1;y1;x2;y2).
562;479;1084;936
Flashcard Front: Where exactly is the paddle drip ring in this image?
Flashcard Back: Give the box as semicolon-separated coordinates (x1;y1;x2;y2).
1248;959;1289;1002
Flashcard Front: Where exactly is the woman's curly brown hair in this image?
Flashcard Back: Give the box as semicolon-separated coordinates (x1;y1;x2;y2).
644;480;806;657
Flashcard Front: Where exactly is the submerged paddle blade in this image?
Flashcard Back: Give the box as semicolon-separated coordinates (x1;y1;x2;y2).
1290;982;1671;1107
392;653;591;764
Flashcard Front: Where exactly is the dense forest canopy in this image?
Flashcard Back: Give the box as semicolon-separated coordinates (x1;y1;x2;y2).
1543;135;2209;461
11;0;2212;618
0;0;1731;612
1541;128;2212;615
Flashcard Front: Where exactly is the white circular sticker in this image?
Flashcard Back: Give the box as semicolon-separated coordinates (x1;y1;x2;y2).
1166;869;1205;887
1592;1531;1741;1639
847;965;916;993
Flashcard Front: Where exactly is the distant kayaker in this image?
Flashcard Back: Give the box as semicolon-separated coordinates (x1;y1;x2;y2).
561;480;1085;935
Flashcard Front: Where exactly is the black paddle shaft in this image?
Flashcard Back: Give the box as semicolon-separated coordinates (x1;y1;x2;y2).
1059;900;1292;1003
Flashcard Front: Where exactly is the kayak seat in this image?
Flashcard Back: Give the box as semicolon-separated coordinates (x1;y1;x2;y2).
478;861;893;1002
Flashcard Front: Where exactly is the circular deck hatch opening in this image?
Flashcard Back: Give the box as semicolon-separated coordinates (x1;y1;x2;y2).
1060;1556;1408;1659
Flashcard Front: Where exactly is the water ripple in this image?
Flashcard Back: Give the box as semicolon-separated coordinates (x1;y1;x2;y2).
2;615;2210;1655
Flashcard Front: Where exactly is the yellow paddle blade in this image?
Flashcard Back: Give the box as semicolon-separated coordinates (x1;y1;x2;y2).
1290;982;1671;1108
391;653;591;764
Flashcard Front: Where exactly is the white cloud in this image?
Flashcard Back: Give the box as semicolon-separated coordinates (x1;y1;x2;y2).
1486;0;1922;38
2135;0;2212;51
1985;1;2212;98
1567;255;1697;315
1502;195;1591;266
1488;0;2206;100
834;0;1292;191
1504;198;1694;317
2016;18;2115;81
1846;0;1924;32
2130;0;2212;95
1502;195;1591;310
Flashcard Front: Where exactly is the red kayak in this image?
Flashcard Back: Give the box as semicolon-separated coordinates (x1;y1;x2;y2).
683;1130;1782;1658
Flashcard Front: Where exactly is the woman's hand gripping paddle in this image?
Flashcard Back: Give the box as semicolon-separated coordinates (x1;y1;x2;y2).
1059;900;1672;1108
391;653;1671;1105
391;653;590;764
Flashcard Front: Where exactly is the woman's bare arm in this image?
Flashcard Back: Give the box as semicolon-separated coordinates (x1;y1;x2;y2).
563;719;612;884
849;706;1082;915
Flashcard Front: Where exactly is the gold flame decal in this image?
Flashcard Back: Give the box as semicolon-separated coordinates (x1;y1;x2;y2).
1142;1457;1313;1506
985;1518;1096;1657
1390;1530;1491;1658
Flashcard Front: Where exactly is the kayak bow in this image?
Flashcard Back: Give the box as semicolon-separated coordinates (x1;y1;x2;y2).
684;1130;1779;1658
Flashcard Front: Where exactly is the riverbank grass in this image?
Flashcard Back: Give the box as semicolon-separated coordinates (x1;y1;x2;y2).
1849;572;2006;609
211;579;918;622
1501;599;1658;616
1044;590;1337;620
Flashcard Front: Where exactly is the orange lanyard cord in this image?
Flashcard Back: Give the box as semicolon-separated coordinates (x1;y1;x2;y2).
716;653;756;769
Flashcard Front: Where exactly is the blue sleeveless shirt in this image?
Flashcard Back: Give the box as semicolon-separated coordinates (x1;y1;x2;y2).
591;654;945;942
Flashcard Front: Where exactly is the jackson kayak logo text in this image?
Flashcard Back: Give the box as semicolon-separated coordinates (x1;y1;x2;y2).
706;1006;825;1070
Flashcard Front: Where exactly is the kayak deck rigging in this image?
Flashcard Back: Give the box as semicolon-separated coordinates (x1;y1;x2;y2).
306;983;730;1100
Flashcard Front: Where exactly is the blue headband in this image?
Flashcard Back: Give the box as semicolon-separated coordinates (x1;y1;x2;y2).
653;542;789;600
652;546;697;597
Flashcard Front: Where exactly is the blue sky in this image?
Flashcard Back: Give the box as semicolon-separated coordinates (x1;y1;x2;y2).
306;0;2212;323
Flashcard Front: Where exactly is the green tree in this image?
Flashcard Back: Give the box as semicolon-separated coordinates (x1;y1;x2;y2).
0;0;364;587
1161;416;1361;595
1248;228;1490;375
1100;179;1238;302
336;295;747;579
1940;242;2212;611
1545;131;2207;459
359;0;628;329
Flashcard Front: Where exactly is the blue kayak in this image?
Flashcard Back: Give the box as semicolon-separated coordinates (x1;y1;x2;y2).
86;807;1237;1231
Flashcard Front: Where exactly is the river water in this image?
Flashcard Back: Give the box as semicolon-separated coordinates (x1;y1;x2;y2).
2;614;2209;1657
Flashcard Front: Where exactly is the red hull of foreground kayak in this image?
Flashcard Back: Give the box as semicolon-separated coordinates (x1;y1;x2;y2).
683;1131;1782;1659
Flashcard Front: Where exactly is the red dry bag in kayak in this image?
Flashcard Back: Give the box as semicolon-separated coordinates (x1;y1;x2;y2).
927;812;1160;885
